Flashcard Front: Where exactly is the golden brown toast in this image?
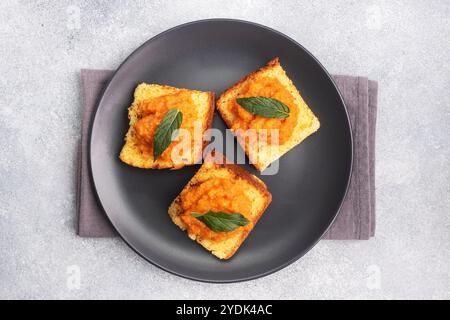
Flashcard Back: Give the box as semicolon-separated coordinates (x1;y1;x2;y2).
119;83;214;169
216;58;320;171
168;153;272;259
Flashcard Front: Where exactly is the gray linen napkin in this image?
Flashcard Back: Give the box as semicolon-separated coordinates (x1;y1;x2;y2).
77;70;116;237
77;70;377;239
322;76;378;239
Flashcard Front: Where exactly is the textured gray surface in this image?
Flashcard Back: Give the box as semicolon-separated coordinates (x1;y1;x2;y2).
0;0;449;299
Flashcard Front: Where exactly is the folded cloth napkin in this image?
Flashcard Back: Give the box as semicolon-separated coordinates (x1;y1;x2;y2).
77;70;377;239
323;76;378;240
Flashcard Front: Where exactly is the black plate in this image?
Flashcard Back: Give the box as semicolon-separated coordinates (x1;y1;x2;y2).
89;19;352;282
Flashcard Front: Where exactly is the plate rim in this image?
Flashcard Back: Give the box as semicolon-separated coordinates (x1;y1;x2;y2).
88;18;353;283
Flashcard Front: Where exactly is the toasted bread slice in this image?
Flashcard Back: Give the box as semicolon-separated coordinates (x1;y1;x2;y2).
119;83;214;169
168;153;272;259
216;58;320;171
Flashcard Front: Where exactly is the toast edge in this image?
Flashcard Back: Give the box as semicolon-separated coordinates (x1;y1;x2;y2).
168;153;272;259
216;58;320;171
119;86;216;169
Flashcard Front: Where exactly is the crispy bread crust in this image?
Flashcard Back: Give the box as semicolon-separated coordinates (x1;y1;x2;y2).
217;162;272;259
216;58;320;171
168;152;272;259
119;84;215;169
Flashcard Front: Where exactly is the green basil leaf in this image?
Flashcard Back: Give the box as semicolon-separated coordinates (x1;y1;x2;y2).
236;96;290;118
191;211;250;232
153;108;183;160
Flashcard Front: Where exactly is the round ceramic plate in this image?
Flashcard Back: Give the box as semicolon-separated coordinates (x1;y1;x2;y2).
89;19;352;282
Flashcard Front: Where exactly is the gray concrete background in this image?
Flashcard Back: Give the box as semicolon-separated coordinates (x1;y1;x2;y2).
0;0;449;299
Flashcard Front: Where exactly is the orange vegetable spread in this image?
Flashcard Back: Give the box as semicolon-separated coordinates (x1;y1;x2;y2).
133;91;197;161
180;177;253;241
232;76;298;144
